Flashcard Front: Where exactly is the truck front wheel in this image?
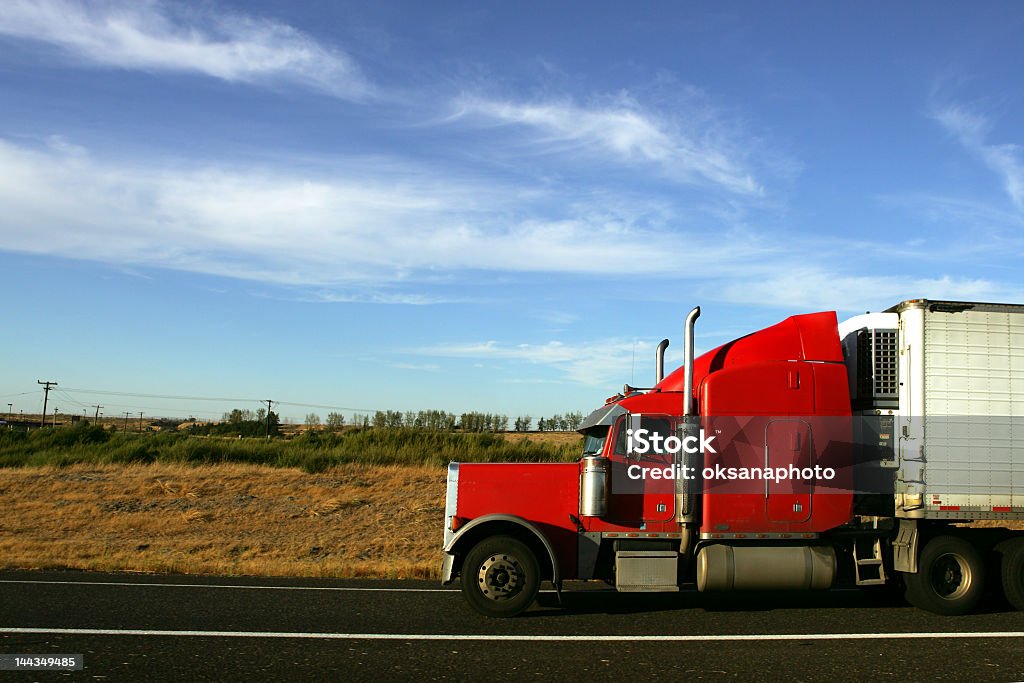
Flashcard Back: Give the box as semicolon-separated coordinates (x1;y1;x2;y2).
904;536;985;616
461;535;540;617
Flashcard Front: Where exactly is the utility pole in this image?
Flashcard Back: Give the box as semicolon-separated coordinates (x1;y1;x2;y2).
37;380;57;428
138;411;144;433
93;405;103;422
264;399;273;440
123;412;130;432
6;403;11;420
52;408;58;427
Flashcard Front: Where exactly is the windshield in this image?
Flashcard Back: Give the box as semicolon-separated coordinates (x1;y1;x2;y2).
581;426;609;456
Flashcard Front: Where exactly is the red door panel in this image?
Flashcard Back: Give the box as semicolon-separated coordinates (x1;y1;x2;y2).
606;414;676;524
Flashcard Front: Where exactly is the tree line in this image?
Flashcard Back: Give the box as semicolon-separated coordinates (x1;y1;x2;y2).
6;406;587;439
186;408;282;437
300;409;586;432
144;407;588;438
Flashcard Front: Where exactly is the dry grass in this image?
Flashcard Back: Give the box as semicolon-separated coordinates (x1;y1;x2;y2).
502;431;582;447
962;520;1024;530
7;461;1016;582
0;463;446;579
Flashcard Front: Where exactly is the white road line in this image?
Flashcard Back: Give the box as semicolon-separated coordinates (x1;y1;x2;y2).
1;628;1023;641
0;579;855;594
0;580;456;592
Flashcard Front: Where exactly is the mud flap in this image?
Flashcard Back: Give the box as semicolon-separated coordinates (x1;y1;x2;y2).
893;519;918;573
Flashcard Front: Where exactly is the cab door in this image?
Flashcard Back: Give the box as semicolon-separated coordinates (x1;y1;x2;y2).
606;413;677;524
765;419;812;523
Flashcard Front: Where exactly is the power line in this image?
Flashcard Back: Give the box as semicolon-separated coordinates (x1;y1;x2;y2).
53;389;91;411
275;400;381;412
0;391;39;399
58;398;224;416
63;388;383;414
61;388;260;403
44;386;389;421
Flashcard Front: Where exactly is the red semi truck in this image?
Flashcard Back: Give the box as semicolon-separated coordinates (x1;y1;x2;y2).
441;299;1024;616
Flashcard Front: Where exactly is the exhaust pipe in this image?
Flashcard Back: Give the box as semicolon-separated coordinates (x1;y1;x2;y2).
683;307;701;416
677;306;701;525
655;339;669;384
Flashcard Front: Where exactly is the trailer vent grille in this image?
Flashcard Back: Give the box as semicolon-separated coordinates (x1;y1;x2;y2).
857;329;898;399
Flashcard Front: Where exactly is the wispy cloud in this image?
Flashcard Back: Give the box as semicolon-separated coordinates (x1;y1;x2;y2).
0;137;774;288
452;95;763;196
709;269;1024;313
1;137;1019;311
877;193;1024;259
534;310;579;327
252;288;456;306
390;362;441;372
931;103;1024;208
420;338;653;387
0;0;371;99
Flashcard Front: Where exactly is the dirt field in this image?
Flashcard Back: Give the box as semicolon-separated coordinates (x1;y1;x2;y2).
0;463;447;579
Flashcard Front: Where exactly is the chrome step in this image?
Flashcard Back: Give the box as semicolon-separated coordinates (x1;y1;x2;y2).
615;550;679;592
853;538;887;586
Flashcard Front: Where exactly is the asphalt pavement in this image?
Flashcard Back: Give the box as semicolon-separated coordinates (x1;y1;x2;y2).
1;570;1023;681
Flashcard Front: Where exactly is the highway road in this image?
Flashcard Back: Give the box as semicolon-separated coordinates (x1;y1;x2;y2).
2;570;1023;681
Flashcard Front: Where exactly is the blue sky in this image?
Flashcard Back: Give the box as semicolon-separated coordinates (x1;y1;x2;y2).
1;1;1023;423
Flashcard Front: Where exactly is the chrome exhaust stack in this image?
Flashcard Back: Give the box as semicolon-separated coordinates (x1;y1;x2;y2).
655;339;669;384
683;306;701;416
677;306;701;528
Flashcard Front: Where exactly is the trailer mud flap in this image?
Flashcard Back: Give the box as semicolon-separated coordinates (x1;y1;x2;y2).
893;519;919;573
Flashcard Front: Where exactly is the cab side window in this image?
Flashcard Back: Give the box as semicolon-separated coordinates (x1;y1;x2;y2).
612;414;674;455
613;416;629;455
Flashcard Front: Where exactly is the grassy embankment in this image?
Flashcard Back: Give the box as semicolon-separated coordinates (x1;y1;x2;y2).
0;424;581;579
0;422;580;470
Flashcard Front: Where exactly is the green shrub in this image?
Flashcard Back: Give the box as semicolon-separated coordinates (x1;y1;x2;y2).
0;426;581;469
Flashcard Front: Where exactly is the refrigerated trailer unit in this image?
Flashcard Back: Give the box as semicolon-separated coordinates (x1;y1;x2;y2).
442;300;1024;616
859;301;1024;519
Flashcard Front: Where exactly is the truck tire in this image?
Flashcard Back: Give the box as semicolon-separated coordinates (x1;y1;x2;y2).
461;535;540;617
904;536;985;616
1000;538;1024;611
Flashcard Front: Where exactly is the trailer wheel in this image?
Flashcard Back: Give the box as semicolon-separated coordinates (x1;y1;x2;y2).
904;536;985;616
999;538;1024;611
461;535;540;617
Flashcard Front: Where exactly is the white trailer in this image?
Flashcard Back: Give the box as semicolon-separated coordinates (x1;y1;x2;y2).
839;299;1024;613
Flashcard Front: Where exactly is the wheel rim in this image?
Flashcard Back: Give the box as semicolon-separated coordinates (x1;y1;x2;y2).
478;553;525;601
929;552;973;600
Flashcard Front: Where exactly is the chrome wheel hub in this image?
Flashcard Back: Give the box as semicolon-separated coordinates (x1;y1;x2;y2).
931;552;972;600
478;553;524;601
